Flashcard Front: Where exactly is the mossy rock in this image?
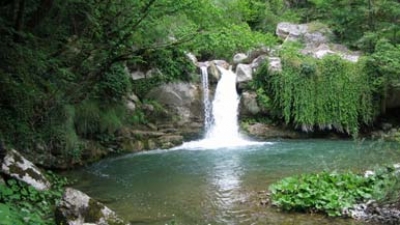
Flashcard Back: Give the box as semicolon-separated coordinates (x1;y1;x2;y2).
55;188;129;225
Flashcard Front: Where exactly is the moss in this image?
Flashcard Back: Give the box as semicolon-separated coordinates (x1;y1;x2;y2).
85;199;126;225
7;161;47;184
10;150;24;164
85;199;104;223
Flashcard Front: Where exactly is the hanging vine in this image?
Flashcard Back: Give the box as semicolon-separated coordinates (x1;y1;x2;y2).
254;48;375;136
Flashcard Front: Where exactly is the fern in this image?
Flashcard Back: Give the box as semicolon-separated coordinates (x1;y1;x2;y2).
254;49;376;135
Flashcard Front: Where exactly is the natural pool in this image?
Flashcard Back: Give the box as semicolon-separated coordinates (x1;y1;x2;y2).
63;139;400;225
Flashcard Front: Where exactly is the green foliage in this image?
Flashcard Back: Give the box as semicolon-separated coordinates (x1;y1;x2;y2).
269;168;399;217
256;88;272;110
292;0;400;47
131;76;164;99
188;22;278;59
0;173;68;225
144;48;196;82
254;46;375;135
74;100;125;138
96;63;131;103
363;39;400;113
129;109;148;125
0;0;280;162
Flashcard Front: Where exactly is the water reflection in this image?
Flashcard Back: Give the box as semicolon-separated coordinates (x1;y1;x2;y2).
211;150;249;224
62;140;399;225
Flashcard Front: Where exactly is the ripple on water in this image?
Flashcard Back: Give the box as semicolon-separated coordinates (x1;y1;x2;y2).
63;140;397;225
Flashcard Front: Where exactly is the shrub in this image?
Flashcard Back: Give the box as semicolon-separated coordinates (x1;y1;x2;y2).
253;46;375;135
269;167;399;217
0;173;68;225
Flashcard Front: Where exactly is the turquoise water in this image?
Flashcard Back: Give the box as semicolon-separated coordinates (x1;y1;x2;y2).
63;139;400;225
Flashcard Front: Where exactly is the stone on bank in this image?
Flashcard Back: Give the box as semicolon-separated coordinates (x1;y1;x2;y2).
1;148;51;191
55;187;130;225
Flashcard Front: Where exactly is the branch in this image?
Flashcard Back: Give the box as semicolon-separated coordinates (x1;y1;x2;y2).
131;0;157;30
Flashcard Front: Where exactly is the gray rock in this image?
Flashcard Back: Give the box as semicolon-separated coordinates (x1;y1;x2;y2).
186;52;197;65
147;139;157;150
268;57;282;73
158;135;184;149
146;83;202;124
1;149;51;191
145;68;162;79
276;22;308;41
308;43;335;59
235;64;253;83
212;60;229;69
127;93;140;103
207;61;221;83
251;56;282;74
251;55;268;70
55;188;129;225
240;91;260;116
130;70;145;80
233;53;248;64
125;100;136;112
276;22;360;62
244;123;301;139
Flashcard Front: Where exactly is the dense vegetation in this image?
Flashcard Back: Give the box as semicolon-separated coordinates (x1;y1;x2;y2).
249;0;400;136
0;172;67;224
0;0;275;165
0;1;399;223
269;166;400;217
0;0;399;160
253;44;375;135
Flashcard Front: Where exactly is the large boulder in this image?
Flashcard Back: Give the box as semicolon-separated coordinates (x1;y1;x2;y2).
239;91;261;116
206;60;230;84
55;188;129;225
276;22;360;62
145;82;202;125
267;57;282;73
233;53;249;64
236;63;253;83
276;22;309;41
1;149;51;191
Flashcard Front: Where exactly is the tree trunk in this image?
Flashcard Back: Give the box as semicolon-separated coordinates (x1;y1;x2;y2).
27;0;54;30
13;0;25;42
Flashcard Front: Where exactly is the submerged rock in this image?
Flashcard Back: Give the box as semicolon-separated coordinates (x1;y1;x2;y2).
1;149;51;191
55;188;129;225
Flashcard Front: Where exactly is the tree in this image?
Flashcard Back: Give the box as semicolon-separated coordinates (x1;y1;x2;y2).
0;0;278;164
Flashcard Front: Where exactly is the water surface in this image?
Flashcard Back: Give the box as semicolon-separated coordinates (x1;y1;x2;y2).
64;139;400;225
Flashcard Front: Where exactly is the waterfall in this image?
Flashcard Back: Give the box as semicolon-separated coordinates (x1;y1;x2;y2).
200;66;212;131
175;64;261;150
205;66;241;141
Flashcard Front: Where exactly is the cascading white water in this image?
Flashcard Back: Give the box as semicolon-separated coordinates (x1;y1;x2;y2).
200;66;212;131
175;65;262;149
205;66;241;141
